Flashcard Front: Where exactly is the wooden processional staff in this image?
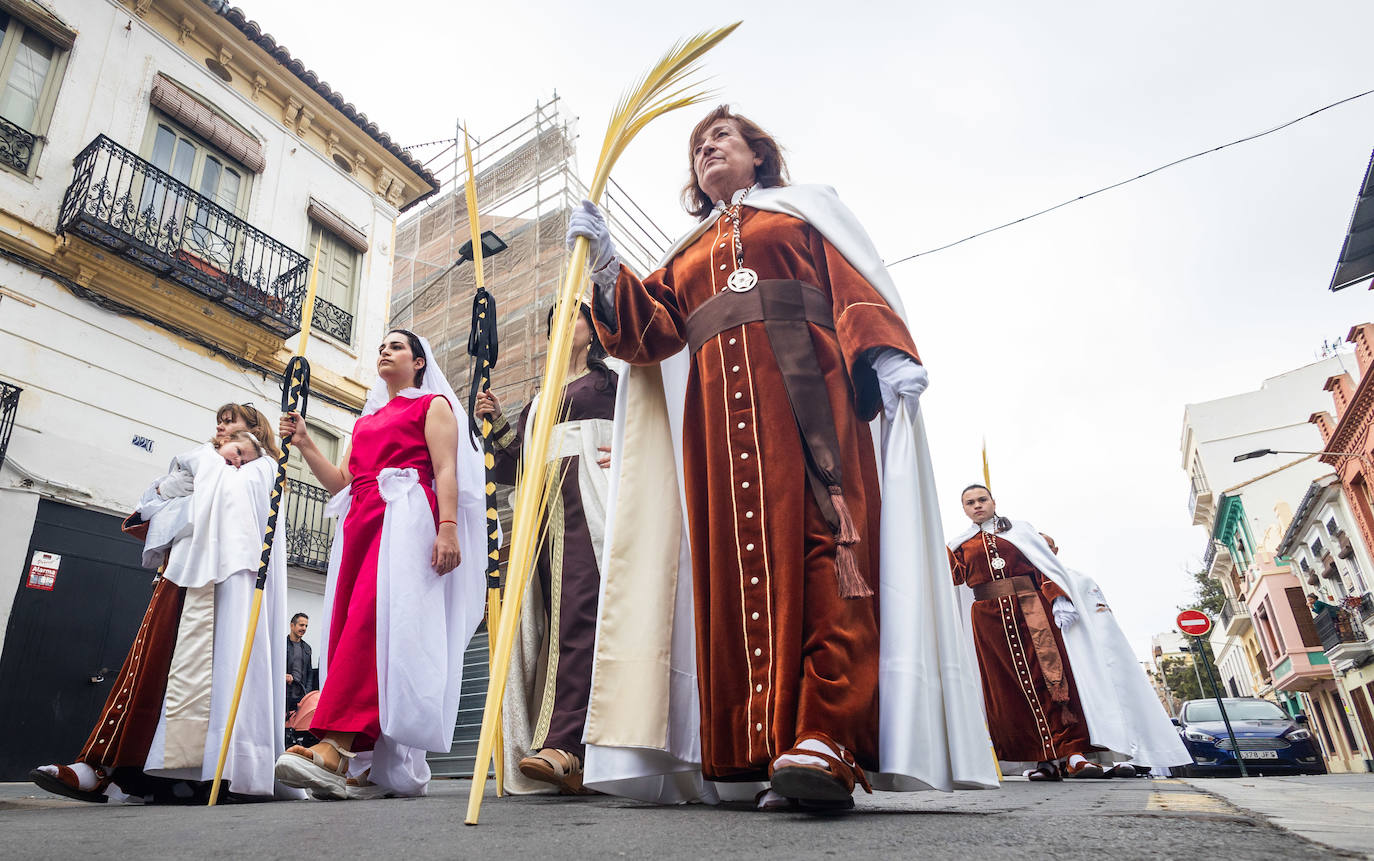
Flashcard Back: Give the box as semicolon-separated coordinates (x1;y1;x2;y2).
461;126;507;795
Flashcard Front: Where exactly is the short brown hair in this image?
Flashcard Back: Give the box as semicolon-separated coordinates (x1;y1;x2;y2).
681;106;789;219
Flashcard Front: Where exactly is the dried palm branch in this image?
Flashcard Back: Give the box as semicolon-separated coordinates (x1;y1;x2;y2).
465;22;740;825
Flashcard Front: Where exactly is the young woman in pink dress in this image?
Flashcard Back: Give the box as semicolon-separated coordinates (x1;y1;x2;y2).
274;329;485;799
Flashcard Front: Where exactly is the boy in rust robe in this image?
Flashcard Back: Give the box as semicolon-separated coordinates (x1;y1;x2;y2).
570;107;929;809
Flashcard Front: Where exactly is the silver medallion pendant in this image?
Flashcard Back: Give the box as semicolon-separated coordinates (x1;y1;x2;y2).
727;267;758;293
991;557;1006;570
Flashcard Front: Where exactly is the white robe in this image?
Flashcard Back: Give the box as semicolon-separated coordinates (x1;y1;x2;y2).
947;519;1192;769
315;390;488;797
140;445;302;798
582;184;999;802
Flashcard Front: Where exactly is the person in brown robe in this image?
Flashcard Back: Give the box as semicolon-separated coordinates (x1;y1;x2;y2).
568;106;928;809
478;303;617;794
948;484;1100;780
29;404;282;803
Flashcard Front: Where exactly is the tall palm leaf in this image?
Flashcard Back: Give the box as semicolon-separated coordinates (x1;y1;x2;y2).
465;22;740;825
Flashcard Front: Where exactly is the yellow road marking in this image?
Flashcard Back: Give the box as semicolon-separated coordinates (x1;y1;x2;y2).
1147;790;1233;814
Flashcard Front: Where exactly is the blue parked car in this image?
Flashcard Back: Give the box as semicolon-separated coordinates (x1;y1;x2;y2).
1172;697;1326;777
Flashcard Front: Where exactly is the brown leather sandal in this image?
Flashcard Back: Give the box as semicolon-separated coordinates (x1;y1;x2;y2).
755;788;801;812
1025;761;1062;781
518;748;594;795
1064;757;1106;779
28;763;112;803
768;734;872;810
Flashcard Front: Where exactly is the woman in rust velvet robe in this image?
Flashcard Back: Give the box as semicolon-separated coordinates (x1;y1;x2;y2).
585;108;921;791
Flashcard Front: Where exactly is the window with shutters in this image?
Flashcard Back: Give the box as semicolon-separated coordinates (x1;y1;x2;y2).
306;224;360;344
0;9;69;177
140;113;252;217
1286;586;1324;649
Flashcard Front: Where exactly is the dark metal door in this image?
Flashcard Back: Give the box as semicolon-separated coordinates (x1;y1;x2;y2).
0;500;152;779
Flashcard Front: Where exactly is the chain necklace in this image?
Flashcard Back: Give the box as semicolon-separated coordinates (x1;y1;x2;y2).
980;526;1008;575
723;188;758;293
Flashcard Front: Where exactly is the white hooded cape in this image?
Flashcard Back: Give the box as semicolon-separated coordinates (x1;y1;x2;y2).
946;519;1191;769
315;337;487;796
139;444;302;798
581;184;998;802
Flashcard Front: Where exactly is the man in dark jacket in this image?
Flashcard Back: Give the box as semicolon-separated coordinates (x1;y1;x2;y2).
285;613;314;714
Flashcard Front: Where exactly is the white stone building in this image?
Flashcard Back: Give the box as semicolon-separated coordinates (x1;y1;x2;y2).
0;0;437;778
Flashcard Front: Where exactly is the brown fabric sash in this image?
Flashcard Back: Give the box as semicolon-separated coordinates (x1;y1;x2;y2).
683;280;870;599
685;280;833;354
972;575;1070;703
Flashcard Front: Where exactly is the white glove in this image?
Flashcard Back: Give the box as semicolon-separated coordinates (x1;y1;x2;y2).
157;467;195;499
870;348;928;422
1052;596;1080;630
566;199;618;275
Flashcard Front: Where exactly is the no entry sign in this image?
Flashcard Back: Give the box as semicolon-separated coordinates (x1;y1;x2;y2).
1177;609;1213;637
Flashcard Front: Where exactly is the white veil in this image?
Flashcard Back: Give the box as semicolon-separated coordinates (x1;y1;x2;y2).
331;333;487;794
359;332;487;531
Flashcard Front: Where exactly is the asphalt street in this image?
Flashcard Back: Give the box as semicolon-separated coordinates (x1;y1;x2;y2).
0;775;1359;860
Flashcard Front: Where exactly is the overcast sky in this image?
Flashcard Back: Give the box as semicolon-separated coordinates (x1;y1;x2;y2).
237;0;1374;657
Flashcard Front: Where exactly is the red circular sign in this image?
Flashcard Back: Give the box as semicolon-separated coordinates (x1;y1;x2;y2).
1177;609;1213;637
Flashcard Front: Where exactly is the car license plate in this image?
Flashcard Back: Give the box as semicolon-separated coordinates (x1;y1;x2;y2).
1241;750;1278;759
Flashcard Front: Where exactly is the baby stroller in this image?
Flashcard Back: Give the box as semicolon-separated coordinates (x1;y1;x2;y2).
285;690;320;749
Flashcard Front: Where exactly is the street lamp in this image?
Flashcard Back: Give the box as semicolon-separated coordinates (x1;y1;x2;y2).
458;230;507;262
389;229;508;325
1232;448;1364;463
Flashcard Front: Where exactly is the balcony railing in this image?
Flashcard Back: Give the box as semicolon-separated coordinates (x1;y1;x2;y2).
1314;607;1367;652
56;136;309;337
0;114;35;173
312;296;354;344
0;381;20;472
1188;472;1210;516
1203;540;1219;572
284;478;334;571
1219;598;1247;631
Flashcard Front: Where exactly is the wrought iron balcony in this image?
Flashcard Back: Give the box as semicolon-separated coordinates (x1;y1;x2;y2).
1314;606;1368;651
312;296;354;344
0;114;35;173
284;478;333;571
56;136;309;337
1219;597;1250;637
0;380;20;472
1203;540;1219;572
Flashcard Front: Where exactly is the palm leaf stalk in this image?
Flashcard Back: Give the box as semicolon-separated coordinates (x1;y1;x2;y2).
208;243;322;806
461;124;506;796
464;22;740;825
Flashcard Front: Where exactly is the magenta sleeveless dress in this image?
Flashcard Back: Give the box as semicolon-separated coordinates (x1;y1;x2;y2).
310;393;441;745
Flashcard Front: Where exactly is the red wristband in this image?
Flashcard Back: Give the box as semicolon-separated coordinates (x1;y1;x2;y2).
439;519;456;526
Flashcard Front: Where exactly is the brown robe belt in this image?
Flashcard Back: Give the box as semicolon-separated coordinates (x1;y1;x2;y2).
972;575;1071;704
683;280;870;599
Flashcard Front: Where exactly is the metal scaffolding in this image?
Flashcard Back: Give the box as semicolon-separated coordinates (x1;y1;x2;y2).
391;96;672;412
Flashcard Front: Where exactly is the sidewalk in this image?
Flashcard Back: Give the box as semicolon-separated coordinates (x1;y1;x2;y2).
1183;774;1374;858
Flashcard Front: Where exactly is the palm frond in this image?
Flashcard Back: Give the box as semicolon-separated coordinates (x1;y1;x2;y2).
461;125;485;289
466;23;740;826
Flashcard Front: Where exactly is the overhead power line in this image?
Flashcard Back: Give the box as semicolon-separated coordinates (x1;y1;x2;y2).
885;86;1374;269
